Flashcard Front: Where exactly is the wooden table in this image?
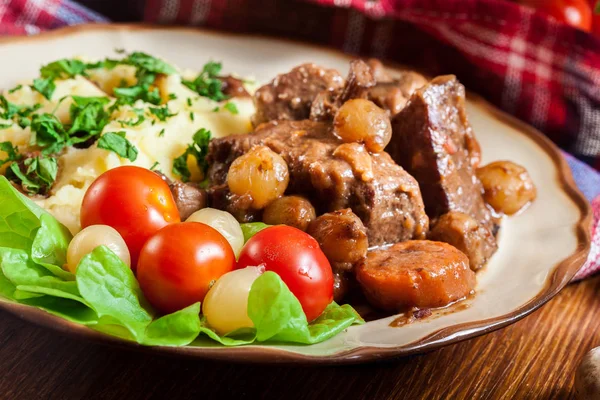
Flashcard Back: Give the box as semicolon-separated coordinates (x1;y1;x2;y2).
1;276;598;400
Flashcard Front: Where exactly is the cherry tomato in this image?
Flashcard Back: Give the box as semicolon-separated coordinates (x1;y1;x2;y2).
137;222;236;314
237;226;333;322
80;166;180;269
520;0;592;31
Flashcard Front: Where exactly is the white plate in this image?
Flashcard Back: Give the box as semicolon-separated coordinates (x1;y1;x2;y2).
0;24;591;364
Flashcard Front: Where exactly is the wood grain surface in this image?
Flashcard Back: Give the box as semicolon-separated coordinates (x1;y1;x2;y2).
0;276;599;400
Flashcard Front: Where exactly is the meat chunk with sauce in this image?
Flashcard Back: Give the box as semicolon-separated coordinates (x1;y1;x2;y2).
356;240;475;311
206;120;429;245
428;211;497;271
252;63;344;126
156;173;207;220
389;75;494;239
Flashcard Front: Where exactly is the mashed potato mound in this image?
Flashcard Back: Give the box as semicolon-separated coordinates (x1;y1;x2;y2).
0;56;255;234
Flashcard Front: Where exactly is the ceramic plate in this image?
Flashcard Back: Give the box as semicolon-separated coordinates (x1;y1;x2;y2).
0;24;591;364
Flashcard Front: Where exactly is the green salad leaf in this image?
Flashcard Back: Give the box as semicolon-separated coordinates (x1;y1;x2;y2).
0;177;363;348
240;222;270;242
76;246;153;341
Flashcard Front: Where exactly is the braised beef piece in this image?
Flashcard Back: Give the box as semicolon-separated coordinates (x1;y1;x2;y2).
388;75;495;239
429;211;497;271
156;173;207;220
252;63;344;126
365;59;428;117
207;120;429;245
310;59;375;121
219;76;250;98
208;184;261;223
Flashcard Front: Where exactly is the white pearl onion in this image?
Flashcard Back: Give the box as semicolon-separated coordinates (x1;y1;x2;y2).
186;208;244;257
66;225;131;273
202;266;264;335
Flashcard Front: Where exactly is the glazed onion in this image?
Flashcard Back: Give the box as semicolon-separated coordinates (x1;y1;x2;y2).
186;208;245;256
66;225;131;273
202;266;264;335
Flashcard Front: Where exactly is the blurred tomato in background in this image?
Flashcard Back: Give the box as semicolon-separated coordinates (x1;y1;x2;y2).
518;0;593;32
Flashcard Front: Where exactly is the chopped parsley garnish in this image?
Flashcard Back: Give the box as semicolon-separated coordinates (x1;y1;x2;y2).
32;59;90;99
97;131;138;162
6;154;58;195
109;52;177;109
158;128;165;137
212;106;220;112
172;128;211;182
186;98;192;107
0;96;41;128
8;85;22;94
149;105;177;122
0;142;22;167
168;93;177;100
182;61;227;102
68;96;111;144
223;102;239;115
117;108;146;128
189;112;194;121
150;161;160;171
29;114;69;155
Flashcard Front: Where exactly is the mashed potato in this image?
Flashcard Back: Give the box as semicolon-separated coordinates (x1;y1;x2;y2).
0;56;255;234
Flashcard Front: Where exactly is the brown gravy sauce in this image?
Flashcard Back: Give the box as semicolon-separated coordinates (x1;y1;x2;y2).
388;293;474;328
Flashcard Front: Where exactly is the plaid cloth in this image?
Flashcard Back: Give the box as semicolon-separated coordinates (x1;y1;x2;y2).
0;0;599;280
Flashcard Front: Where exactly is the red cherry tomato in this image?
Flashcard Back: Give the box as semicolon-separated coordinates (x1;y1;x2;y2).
237;226;333;322
137;222;236;314
80;166;180;269
521;0;592;31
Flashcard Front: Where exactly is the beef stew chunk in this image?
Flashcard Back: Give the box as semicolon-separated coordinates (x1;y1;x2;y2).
218;76;250;98
356;240;475;311
428;211;497;271
389;75;495;236
208;184;261;223
207;119;429;245
155;172;207;220
252;63;344;126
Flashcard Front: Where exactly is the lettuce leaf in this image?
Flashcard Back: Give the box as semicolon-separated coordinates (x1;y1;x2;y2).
0;176;45;251
76;246;153;341
240;222;269;243
248;272;363;344
0;177;363;347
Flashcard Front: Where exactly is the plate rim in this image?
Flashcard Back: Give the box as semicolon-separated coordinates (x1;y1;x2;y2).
0;23;592;365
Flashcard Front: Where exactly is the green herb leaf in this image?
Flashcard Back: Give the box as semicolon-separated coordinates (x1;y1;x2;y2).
189;112;194;121
7;155;59;195
240;222;270;243
40;59;88;80
68;96;111;144
117;108;146;128
0;96;41;128
122;52;177;75
158;128;165;137
172;128;211;182
97;131;138;162
168;93;177;100
150;161;160;171
31;77;56;100
0;141;22;168
8;85;22;94
223;102;239;115
76;246;153;341
29;113;68;154
182;61;227;102
149;105;177;122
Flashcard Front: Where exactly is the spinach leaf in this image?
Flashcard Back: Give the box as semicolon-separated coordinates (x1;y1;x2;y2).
142;303;202;346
